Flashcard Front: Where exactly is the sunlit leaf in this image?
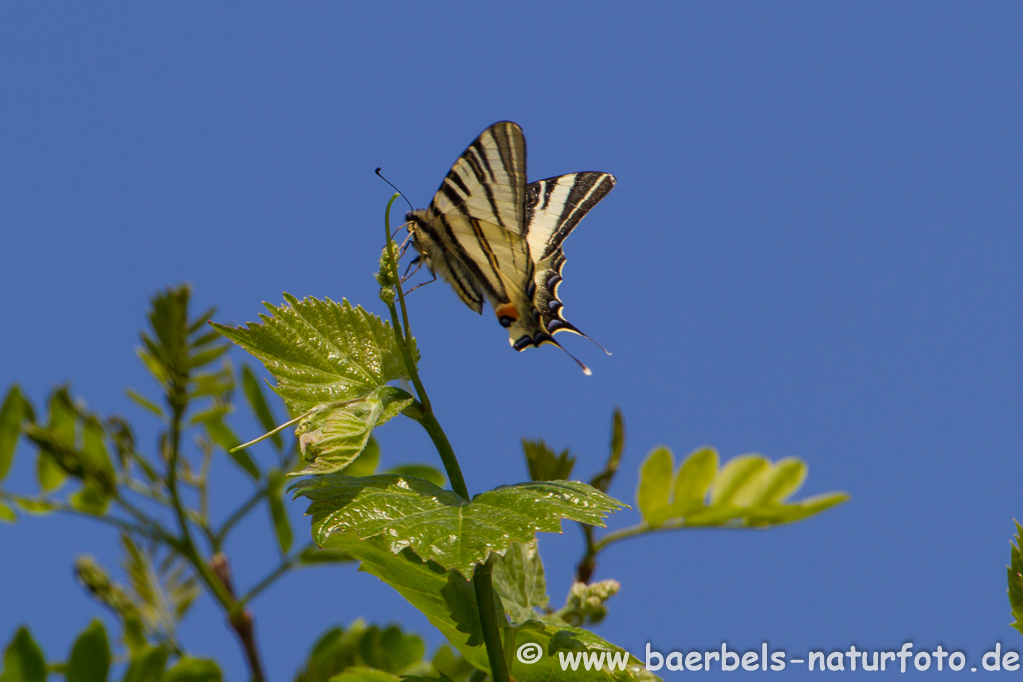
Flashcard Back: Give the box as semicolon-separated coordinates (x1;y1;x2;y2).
635;447;673;526
385;463;445;488
670;447;717;513
294;475;623;577
750;457;806;505
212;295;413;413
327;533;654;681
343;437;381;478
710;454;769;506
295;387;412;475
491;541;548;624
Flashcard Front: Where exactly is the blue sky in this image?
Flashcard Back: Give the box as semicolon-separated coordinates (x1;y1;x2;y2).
2;3;1021;679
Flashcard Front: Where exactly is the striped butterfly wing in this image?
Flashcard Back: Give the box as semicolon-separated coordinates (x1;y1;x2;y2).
407;121;530;314
406;122;616;372
524;172;617;339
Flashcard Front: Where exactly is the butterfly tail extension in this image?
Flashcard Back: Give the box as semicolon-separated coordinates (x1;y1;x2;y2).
511;330;592;375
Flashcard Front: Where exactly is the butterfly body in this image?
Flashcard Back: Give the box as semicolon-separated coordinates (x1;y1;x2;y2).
406;121;615;373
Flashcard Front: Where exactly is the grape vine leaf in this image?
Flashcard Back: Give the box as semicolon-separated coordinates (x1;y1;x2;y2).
292;474;623;577
213;295;416;473
325;532;656;682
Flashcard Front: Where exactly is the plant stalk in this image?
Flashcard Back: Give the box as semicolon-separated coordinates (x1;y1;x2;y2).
381;196;509;682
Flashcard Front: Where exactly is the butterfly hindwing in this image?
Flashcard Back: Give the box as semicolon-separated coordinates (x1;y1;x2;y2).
406;122;615;372
525;173;617;337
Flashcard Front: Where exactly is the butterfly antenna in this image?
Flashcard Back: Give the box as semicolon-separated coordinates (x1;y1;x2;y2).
375;167;415;220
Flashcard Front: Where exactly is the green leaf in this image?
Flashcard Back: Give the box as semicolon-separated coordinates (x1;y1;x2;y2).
212;295;413;413
297;545;355;565
491;540;548;624
522;440;575;482
744;492;850;526
66;620;110;682
356;625;425;673
70;479;112;515
163;658;222;682
294;475;623;577
32;389;77;492
81;416;116;493
0;386;31;482
14;498;55;515
320;534;489;670
294;621;427;682
122;645;169;682
267;468;293;554
630;448;846;530
295;387;412;475
0;501;15;523
385;463;444;487
590;409;624;493
711;454;769;506
750;457;806;504
124;389;165;419
36;449;67;491
325;533;653;681
331;669;401;682
241;365;282;450
342;437;381;478
1009;520;1023;636
671;447;718;513
636;446;673;526
2;626;47;682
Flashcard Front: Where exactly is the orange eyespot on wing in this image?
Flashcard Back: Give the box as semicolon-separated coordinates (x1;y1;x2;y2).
495;303;519;328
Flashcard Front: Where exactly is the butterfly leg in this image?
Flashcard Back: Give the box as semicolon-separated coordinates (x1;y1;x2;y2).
403;270;437;296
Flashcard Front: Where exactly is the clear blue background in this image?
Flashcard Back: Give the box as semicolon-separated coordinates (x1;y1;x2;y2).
2;3;1021;679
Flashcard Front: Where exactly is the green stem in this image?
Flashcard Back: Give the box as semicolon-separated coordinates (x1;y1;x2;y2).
380;196;507;682
164;404;239;611
473;558;511;682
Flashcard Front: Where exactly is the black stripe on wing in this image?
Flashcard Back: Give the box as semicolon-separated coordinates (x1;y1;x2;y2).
525;172;616;260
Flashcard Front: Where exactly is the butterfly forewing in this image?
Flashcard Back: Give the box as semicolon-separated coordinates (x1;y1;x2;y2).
430;121;526;233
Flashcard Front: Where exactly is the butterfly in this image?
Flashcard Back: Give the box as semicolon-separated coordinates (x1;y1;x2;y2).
405;121;616;374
